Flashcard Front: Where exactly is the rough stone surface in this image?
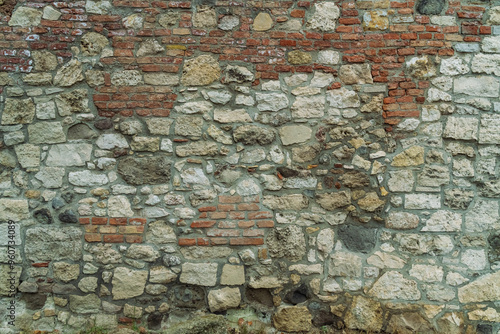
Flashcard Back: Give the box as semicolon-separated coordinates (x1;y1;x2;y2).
117;156;171;185
181;55;221;86
273;306;312;332
307;2;340;31
180;263;218;286
369;271;420;300
267;225;306;262
207;287;241;312
112;267;148;300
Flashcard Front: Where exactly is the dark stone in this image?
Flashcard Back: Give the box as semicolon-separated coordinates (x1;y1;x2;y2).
117;156;172;185
245;288;273;308
61;192;73;203
53;283;78;294
312;310;335;327
147;312;164;330
67;123;97;140
94;118;113;130
59;210;78;224
324;176;335;189
34;208;52;224
52;197;65;210
488;233;500;263
479;180;500;198
338;171;370;188
0;0;17;17
170;285;206;309
477;324;493;334
277;167;299;178
22;293;47;310
416;0;445;15
338;224;377;253
285;284;309;305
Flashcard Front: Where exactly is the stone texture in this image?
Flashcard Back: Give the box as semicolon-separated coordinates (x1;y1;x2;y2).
329;251;362;277
288;50;312;65
53;59;84;87
369;271;420;300
176;141;218;157
192;6;217;28
279;125;312;145
458;271;500;303
28;122;66;144
25;227;82;261
69;294;101;314
2;98;36;125
81;32;109;56
46;144;92;167
339;64;373;84
53;262;80;283
465;199;500;232
112;267;148;300
267;225;306;262
181;55;221;86
417;0;445;15
0;199;29;221
454;76;499;97
386;211;419;229
208;287;241;312
180;263;218;286
316;191;351;210
396;234;453;255
253;12;273;31
345;296;383;332
273;306;312;332
292;95;325;118
363;10;389;31
307;2;340;31
256;92;289;112
9;7;42;26
117;156;171;185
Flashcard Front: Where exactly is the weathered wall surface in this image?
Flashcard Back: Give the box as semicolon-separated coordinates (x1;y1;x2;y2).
1;0;500;332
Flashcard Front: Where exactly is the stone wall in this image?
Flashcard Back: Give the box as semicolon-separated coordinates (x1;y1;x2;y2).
1;0;500;333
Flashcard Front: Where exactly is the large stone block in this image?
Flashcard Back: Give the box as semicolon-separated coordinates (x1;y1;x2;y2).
25;227;82;261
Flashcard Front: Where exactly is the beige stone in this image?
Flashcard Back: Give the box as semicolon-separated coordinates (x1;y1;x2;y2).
208;287;241;312
363;10;389;31
181;55;221;86
391;146;424;167
220;265;245;285
345;296;383;332
253;12;273;31
273;306;312;332
112;267;148;300
53;262;80;283
288;50;312;65
192;6;217;28
458;270;500;303
53;59;84;87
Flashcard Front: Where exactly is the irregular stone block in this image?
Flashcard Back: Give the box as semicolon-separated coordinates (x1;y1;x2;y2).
25;227;82;261
267;225;306;262
181;55;221;86
208;287;241;312
1;98;36;125
180;263;218;286
112;267;148;300
369;271;420;300
117;156;171;185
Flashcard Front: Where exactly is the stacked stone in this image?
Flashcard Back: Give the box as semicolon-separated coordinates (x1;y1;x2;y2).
1;0;500;333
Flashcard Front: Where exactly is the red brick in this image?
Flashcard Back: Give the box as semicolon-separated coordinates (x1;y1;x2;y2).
103;235;124;243
207;229;240;237
210;212;228;219
218;221;237;229
238;221;255;228
197;238;210;246
210;238;228;245
243;230;265;237
79;217;90;225
129;218;147;225
248;211;273;220
257;220;275;228
125;235;143;243
219;195;242;204
109;217;128;225
237;203;259;211
92;217;108;225
229;211;245;220
198;206;216;212
179;238;196;246
218;204;236;212
191;220;216;228
230;238;264;246
118;226;144;234
290;9;305;18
